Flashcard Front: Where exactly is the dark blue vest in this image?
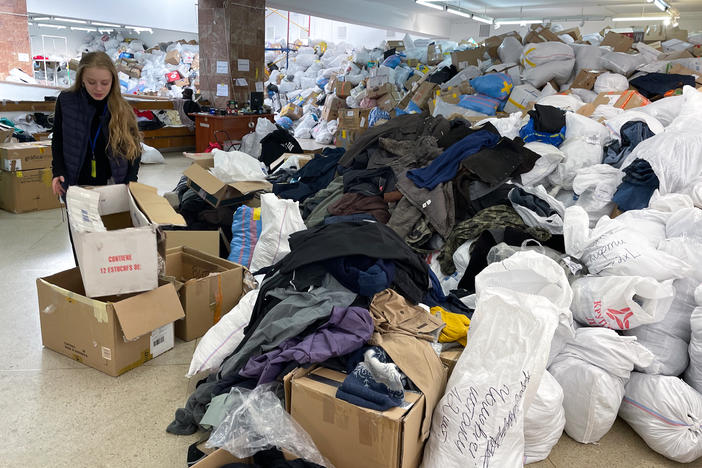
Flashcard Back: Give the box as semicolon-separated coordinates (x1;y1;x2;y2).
58;89;129;186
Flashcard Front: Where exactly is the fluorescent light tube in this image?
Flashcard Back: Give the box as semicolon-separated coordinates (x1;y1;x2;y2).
653;0;668;11
612;16;670;21
98;29;114;33
91;21;121;27
70;26;97;31
55;17;87;24
126;26;153;33
496;19;541;25
37;23;66;29
32;16;51;21
472;14;494;24
416;1;445;11
446;6;472;19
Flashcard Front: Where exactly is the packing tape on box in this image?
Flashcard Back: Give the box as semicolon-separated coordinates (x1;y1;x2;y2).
211;275;223;324
357;413;373;446
40;279;109;323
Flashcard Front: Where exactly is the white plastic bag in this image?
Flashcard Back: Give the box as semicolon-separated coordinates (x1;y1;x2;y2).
599;52;647;76
509;185;566;234
636;95;683;126
521;142;564;187
604;111;664;139
522;59;576;88
550;328;654;444
573;44;608;73
666;85;702;134
624;276;696;375
593;73;629;94
620;373;702;464
523;371;565;464
498;37;523;64
473;113;528;140
571;275;674;329
140;142;165;164
565;112;610;146
210;149;267;183
422;288;561;468
249;193;306;273
684;285;702;392
186;289;259;377
536;94;584;112
521;42;575;69
572;164;624;226
206;384;330;467
548;138;603;190
564;205;692;280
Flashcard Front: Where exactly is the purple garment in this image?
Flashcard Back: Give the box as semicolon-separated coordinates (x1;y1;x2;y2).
239;306;374;384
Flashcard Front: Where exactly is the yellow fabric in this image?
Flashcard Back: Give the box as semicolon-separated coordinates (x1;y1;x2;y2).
432;306;470;347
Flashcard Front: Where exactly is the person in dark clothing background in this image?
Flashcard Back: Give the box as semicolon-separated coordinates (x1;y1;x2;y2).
182;88;201;121
50;51;142;261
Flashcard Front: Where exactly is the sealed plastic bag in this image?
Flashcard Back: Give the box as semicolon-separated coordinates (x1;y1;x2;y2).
522;59;576;88
228;206;262;268
140;142;165;164
206;384;330;467
593;73;629;94
684;285;702;392
187;289;259;377
572;164;625;226
469;73;513;100
571;275;674;329
249;193;306;273
636;94;683;127
521;42;575;69
666;85;702;134
600;52;647;76
624;277;697;375
509;185;566;234
523;371;565;464
473;113;529;140
520;142;564;187
422;288;561;468
620;373;702;464
564;205;692;280
457;93;500;115
573;44;607;73
548;137;603;190
536;94;584;112
210;149;267;183
565;112;611;146
498;37;522;64
550;328;654;444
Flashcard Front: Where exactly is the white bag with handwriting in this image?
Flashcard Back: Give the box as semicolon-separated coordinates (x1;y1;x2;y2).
549;328;654;443
571;275;675;330
523;370;565;464
422;287;561;468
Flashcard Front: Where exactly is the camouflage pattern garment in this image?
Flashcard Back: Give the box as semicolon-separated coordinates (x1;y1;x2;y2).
438;204;551;276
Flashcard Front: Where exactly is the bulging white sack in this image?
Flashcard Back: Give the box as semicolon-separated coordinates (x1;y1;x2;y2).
521;142;564;187
593;72;629;94
683;285;702;393
522;59;576;88
509;185;566;234
523;371;565;464
572;164;624;227
620;373;702;464
422;288;561;468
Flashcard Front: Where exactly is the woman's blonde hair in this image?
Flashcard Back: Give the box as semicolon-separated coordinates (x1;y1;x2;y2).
69;51;141;161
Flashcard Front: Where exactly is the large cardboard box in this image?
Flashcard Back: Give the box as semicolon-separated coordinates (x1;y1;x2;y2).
561;27;582;42
337;108;371;129
386;40;405;52
366;82;395;99
0;141;52;171
287;367;426;468
411;81;438;110
427;43;443;65
0;167;61;213
451;47;485;70
165;49;181;65
164;230;220;257
36;268;184;376
524;26;562;45
192;448;299;467
334;127;362;149
601;31;634;52
184;163;272;208
666;27;689;41
280;103;303;120
320;95;346;121
165;246;246;342
377;91;401;112
66;184;160;298
334;80;353;99
440;348;463;379
571;70;603;90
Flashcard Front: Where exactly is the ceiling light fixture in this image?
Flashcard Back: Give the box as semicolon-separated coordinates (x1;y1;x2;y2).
612;15;670;21
37;23;66;29
495;19;541;25
32;16;51;21
446;6;472;19
91;21;121;27
55;17;88;24
126;26;153;33
98;28;114;33
70;26;97;31
472;14;494;24
415;0;446;11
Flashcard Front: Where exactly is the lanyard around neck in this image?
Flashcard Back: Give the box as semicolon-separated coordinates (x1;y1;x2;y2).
90;104;108;157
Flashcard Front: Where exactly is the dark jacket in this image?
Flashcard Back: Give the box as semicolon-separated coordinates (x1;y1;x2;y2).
52;88;140;189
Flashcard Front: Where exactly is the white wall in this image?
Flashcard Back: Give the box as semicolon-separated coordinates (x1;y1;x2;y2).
0;82;60;101
26;0;198;33
28;25;198;59
265;8;415;48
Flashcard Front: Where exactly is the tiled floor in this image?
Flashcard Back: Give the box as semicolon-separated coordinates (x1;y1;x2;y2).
0;152;688;467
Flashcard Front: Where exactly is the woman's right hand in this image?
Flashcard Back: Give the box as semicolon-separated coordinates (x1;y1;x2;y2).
52;176;65;196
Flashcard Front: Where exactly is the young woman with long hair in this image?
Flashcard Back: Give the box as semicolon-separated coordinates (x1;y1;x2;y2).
51;51;142;196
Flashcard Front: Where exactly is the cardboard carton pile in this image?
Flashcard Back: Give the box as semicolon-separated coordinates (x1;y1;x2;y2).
0;141;59;213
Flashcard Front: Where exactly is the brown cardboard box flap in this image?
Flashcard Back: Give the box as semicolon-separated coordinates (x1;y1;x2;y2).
601;31;634;52
129;182;186;227
228;180;272;195
113;283;185;340
184;164;225;194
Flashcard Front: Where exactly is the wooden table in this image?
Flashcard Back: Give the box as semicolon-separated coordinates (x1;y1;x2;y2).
191;113;274;152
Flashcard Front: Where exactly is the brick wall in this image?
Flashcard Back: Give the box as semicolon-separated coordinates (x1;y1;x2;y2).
0;0;30;80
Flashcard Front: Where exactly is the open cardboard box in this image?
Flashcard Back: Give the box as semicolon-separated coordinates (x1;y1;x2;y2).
184;163;272;208
165;246;247;341
284;366;426;468
36;268;184;376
